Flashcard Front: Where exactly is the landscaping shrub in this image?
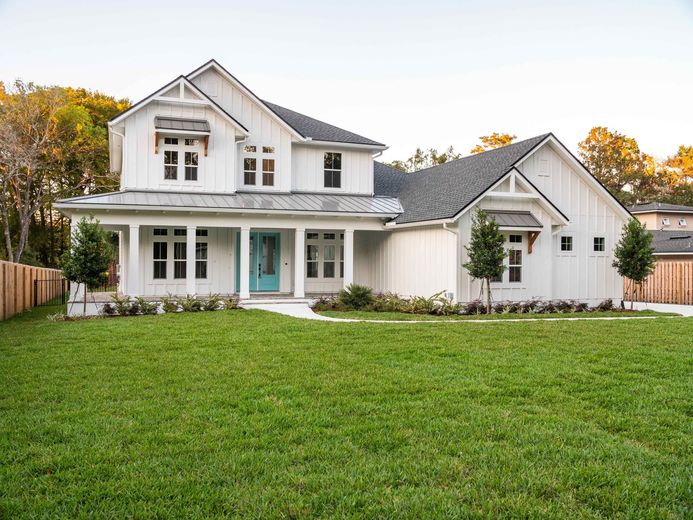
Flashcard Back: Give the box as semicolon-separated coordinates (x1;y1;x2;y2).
573;302;589;313
179;294;203;312
312;295;338;312
224;295;240;310
461;300;487;315
135;297;158;315
100;303;116;316
369;292;406;312
338;284;374;310
111;294;132;316
127;301;141;316
555;300;574;313
594;298;614;312
203;294;222;311
161;295;179;313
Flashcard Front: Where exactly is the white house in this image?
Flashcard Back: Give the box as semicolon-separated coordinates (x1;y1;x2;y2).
56;59;631;312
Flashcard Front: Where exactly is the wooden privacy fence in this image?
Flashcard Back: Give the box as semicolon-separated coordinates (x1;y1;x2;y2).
627;261;693;305
0;261;67;320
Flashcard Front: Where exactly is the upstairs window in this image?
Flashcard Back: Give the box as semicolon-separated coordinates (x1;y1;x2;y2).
324;152;342;188
262;146;275;153
262;159;275;186
164;151;178;180
243;145;257;153
164;137;178;145
679;218;687;226
185;152;198;181
509;249;522;283
244;158;256;185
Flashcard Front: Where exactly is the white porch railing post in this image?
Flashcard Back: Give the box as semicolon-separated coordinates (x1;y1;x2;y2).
343;229;354;288
128;224;140;296
186;226;196;295
294;228;305;298
239;227;250;299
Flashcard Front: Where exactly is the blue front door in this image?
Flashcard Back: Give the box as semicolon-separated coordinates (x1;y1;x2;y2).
236;232;280;292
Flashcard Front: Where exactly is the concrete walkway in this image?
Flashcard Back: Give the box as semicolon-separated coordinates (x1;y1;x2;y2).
625;301;693;317
242;302;687;323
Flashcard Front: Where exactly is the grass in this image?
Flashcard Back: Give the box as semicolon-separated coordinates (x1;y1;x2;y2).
1;305;692;518
318;309;676;321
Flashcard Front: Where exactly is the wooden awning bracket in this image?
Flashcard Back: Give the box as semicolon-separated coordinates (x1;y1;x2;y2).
528;231;540;254
203;135;209;157
154;131;159;154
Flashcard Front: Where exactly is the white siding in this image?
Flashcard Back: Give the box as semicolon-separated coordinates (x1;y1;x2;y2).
191;69;293;192
361;226;457;298
510;142;625;303
121;101;237;193
292;145;374;195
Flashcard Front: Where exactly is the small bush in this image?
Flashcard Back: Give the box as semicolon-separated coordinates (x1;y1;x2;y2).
461;300;486;315
312;295;338;312
223;295;240;310
161;294;179;313
555;300;574;313
594;299;614;312
100;303;116;316
135;297;158;315
111;294;131;316
369;292;407;313
203;294;222;311
573;301;589;313
338;284;374;310
127;301;141;316
179;294;202;312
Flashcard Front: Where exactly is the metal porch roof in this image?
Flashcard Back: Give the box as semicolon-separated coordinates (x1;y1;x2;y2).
154;116;211;133
485;210;543;228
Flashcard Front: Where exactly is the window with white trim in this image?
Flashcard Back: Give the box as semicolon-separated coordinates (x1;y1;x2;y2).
323;245;336;278
679;218;687;226
508;249;522;283
560;235;573;252
593;236;605;252
662;217;670;226
305;231;343;281
242;144;277;187
324;152;342;188
244;158;256;185
162;137;202;183
306;245;319;278
262;158;275;186
174;242;186;279
195;242;208;279
153;242;167;279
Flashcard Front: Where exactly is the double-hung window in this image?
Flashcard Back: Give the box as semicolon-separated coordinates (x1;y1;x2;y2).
174;242;186;279
195;242;208;279
164;150;178;180
324;152;342;188
262;159;275;186
153;242;167;279
508;249;522;283
306;245;319;278
185;151;198;181
244;158;256;185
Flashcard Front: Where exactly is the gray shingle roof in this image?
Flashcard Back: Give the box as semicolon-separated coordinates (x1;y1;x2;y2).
374;134;552;224
485;210;542;228
629;202;693;214
262;101;385;147
649;230;693;254
56;190;402;217
154;116;210;133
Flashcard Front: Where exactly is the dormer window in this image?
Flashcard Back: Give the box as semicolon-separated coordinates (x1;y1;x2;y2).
679;218;687;226
164;151;178;179
185;152;198;181
662;218;670;226
161;136;202;183
244;158;256;185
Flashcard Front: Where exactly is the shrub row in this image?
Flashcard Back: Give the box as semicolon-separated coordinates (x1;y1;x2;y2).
313;284;618;316
101;294;240;317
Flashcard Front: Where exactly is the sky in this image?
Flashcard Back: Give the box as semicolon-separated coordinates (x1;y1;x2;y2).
1;0;691;162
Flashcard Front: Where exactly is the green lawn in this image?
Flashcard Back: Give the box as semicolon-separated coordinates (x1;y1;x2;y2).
319;309;676;321
1;306;692;518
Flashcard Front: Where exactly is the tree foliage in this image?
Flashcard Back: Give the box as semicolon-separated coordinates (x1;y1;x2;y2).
470;133;516;154
463;209;506;313
612;219;655;309
0;80;129;266
61;216;113;314
386;146;462;173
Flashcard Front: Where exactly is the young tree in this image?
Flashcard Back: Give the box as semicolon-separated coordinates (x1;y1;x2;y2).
60;216;113;314
470;132;516;154
612;219;656;309
463;209;506;313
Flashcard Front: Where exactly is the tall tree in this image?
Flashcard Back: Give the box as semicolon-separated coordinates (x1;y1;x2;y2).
0;81;64;263
470;132;516;153
386;146;462;173
463;209;506;313
660;145;693;206
612;219;656;310
577;127;657;206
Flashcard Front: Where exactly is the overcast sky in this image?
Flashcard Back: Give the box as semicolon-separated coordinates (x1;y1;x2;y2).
1;0;691;161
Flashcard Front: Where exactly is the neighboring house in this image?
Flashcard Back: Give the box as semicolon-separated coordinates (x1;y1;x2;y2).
629;203;693;261
56;59;630;311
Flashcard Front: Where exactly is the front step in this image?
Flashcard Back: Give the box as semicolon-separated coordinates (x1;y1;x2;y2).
240;298;314;306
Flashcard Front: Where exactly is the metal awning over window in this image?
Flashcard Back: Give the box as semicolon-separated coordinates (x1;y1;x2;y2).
154;116;210;133
485;210;542;229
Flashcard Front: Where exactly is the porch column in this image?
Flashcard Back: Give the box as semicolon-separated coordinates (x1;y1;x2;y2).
343;229;354;288
186;225;196;295
294;228;305;298
128;224;140;296
239;227;250;299
69;220;84;303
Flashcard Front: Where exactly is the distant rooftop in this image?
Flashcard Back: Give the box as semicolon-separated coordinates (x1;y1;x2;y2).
629;202;693;214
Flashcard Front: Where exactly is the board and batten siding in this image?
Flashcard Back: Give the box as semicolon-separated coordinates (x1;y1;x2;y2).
292;145;374;195
190;69;293;192
515;142;625;303
120;101;237;193
360;226;457;298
